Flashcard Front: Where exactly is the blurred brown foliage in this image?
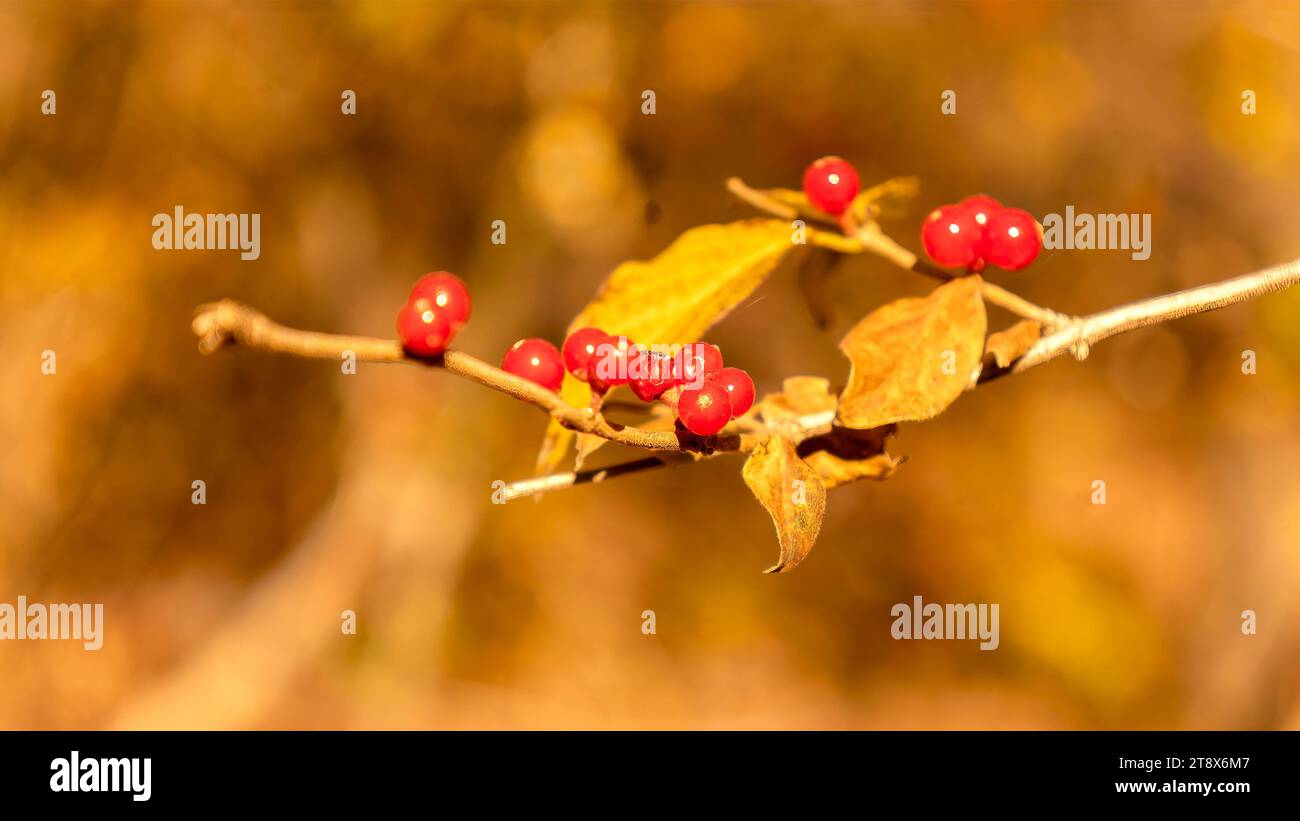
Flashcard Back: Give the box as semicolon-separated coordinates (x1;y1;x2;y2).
1;0;1299;729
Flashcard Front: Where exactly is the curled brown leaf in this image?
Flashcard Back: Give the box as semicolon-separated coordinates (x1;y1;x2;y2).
798;424;904;489
742;436;827;574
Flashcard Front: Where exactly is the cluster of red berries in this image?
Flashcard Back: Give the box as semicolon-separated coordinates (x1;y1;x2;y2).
505;328;755;437
921;195;1041;272
396;271;472;357
801;155;1042;274
393;274;753;436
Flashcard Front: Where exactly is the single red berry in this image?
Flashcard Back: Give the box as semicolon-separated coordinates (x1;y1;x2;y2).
588;336;639;393
709;367;755;417
629;351;675;402
801;156;861;216
677;381;732;436
983;207;1041;271
921;204;984;269
501;338;565;392
409;272;472;330
673;342;724;388
562;327;612;381
959;194;1002;230
396;300;453;357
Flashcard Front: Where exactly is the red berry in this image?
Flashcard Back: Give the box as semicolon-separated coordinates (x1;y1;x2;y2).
959;194;1002;231
921;204;984;269
709;367;755;417
410;272;472;330
801;156;861;216
396;300;452;357
673;342;723;388
676;381;731;436
562;327;612;381
501;338;564;392
588;336;639;393
629;351;675;402
983;208;1041;271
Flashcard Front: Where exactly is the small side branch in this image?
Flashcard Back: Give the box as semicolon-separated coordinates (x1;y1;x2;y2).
723;178;1072;329
499;456;682;502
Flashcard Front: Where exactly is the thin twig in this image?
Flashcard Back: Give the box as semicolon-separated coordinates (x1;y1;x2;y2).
726;176;834;225
501;408;840;498
192;299;765;454
499;455;681;501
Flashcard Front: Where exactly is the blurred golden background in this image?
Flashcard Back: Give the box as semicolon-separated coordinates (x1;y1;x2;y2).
2;0;1299;729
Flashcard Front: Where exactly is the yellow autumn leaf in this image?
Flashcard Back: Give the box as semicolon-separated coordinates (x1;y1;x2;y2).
750;376;903;489
570;218;795;341
984;319;1041;369
536;219;797;474
836;275;986;429
762;187;817;216
742;436;827;574
751;375;838;440
804;447;900;489
799;426;903;489
847;175;919;224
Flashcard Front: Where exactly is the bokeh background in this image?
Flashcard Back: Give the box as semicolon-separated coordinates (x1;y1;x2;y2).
2;0;1299;729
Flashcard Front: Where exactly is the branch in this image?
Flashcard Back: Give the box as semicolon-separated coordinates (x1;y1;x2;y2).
191;249;1300;498
1001;256;1300;375
192;299;766;455
499;455;678;501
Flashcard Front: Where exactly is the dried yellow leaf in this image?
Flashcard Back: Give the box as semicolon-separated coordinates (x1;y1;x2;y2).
836;276;987;429
984;319;1042;369
799;425;903;489
742;436;827;574
751;376;838;439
